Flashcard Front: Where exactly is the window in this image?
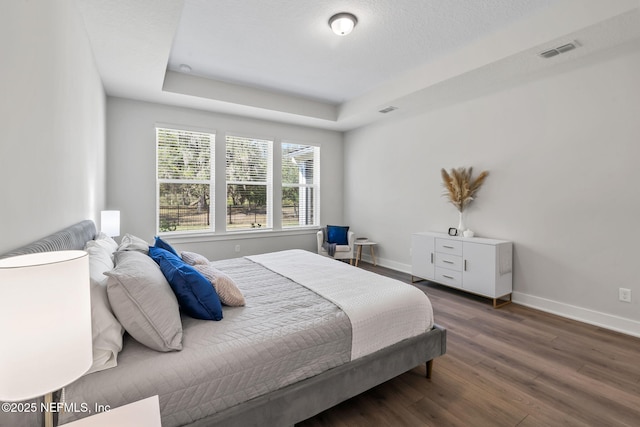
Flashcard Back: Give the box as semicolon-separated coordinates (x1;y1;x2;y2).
156;127;214;233
226;134;273;231
282;142;319;227
156;126;321;235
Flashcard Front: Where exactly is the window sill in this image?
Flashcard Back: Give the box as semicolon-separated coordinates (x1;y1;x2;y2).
160;227;320;244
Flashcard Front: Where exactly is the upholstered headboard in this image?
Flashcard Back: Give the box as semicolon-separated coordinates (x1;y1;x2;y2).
0;220;97;259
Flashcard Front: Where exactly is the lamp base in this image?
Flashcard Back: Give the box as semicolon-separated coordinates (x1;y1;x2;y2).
44;392;54;427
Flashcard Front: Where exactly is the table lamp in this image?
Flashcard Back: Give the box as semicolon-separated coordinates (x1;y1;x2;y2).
100;210;120;238
0;250;92;427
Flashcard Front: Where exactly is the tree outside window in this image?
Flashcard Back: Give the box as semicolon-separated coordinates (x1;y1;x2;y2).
156;128;214;233
226;135;272;230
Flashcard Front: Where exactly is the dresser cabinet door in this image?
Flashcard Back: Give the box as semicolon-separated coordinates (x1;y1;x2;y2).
411;234;435;280
462;242;496;296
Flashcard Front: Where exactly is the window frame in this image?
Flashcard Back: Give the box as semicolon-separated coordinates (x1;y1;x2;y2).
281;141;320;229
155;125;216;235
225;132;274;232
155;125;322;238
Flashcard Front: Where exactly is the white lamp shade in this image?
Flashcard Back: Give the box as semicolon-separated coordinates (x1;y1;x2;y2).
0;251;92;401
101;210;120;237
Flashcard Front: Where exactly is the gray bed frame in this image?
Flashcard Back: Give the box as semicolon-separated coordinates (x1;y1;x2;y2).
2;220;446;427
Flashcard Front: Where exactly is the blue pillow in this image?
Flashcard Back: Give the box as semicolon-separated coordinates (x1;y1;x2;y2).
153;236;178;256
148;246;223;321
327;225;349;245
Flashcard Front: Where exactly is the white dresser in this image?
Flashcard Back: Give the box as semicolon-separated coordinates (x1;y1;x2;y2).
411;232;513;307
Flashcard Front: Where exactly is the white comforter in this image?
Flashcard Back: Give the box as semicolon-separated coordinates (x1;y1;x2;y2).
247;249;434;360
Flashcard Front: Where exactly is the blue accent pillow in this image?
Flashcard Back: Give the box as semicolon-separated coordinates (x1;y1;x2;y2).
327;225;349;245
153;236;178;257
148;246;223;321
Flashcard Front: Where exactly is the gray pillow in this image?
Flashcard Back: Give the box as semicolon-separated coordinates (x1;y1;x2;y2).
106;251;183;352
117;233;150;254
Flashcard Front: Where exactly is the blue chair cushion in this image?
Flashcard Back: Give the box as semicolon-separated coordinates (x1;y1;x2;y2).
148;246;223;321
327;225;349;245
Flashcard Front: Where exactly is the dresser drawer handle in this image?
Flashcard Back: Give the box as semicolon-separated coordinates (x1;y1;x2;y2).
442;274;454;280
443;245;454;249
443;260;454;264
431;253;434;264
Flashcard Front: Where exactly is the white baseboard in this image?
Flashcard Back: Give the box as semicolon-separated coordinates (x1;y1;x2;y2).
359;256;640;339
513;292;640;339
358;254;411;274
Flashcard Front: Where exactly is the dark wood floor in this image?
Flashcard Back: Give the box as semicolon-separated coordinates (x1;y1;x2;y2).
297;262;640;427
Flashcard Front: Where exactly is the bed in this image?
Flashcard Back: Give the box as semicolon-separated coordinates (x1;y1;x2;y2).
0;220;446;426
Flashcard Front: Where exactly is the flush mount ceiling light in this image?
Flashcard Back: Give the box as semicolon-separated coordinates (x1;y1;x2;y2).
329;12;358;36
179;63;192;73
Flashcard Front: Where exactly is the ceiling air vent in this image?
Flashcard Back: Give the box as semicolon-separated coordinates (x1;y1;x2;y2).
539;41;578;59
378;106;398;114
539;49;560;59
556;43;576;53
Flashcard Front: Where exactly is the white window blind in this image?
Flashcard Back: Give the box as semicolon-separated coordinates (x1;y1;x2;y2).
282;142;319;227
156;127;214;233
226;134;273;230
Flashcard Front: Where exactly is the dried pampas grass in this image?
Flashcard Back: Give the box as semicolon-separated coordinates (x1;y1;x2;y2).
441;167;489;212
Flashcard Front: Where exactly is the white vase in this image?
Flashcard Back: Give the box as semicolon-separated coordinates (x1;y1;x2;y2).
457;211;465;235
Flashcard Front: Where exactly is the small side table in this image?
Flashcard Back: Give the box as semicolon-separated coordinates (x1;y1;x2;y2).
354;241;378;267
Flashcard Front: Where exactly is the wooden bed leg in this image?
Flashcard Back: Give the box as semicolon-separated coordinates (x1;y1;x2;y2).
426;359;433;379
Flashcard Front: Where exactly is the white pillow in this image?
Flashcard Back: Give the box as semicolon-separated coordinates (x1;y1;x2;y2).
94;231;118;254
85;241;114;284
86;278;124;374
84;240;124;375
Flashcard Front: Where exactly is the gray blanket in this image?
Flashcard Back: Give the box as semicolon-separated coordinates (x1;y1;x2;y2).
58;257;352;426
320;227;337;256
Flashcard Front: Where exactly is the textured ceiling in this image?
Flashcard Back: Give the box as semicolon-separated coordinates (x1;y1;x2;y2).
167;0;555;104
76;0;640;130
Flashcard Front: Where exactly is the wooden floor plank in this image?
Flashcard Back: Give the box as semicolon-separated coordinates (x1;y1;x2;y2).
297;263;640;427
577;363;640;394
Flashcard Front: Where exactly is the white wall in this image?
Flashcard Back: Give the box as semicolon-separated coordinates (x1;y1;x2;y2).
0;0;106;254
106;97;343;260
344;45;640;335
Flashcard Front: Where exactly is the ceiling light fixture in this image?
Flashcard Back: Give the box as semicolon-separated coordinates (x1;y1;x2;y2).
329;12;357;36
179;63;192;73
